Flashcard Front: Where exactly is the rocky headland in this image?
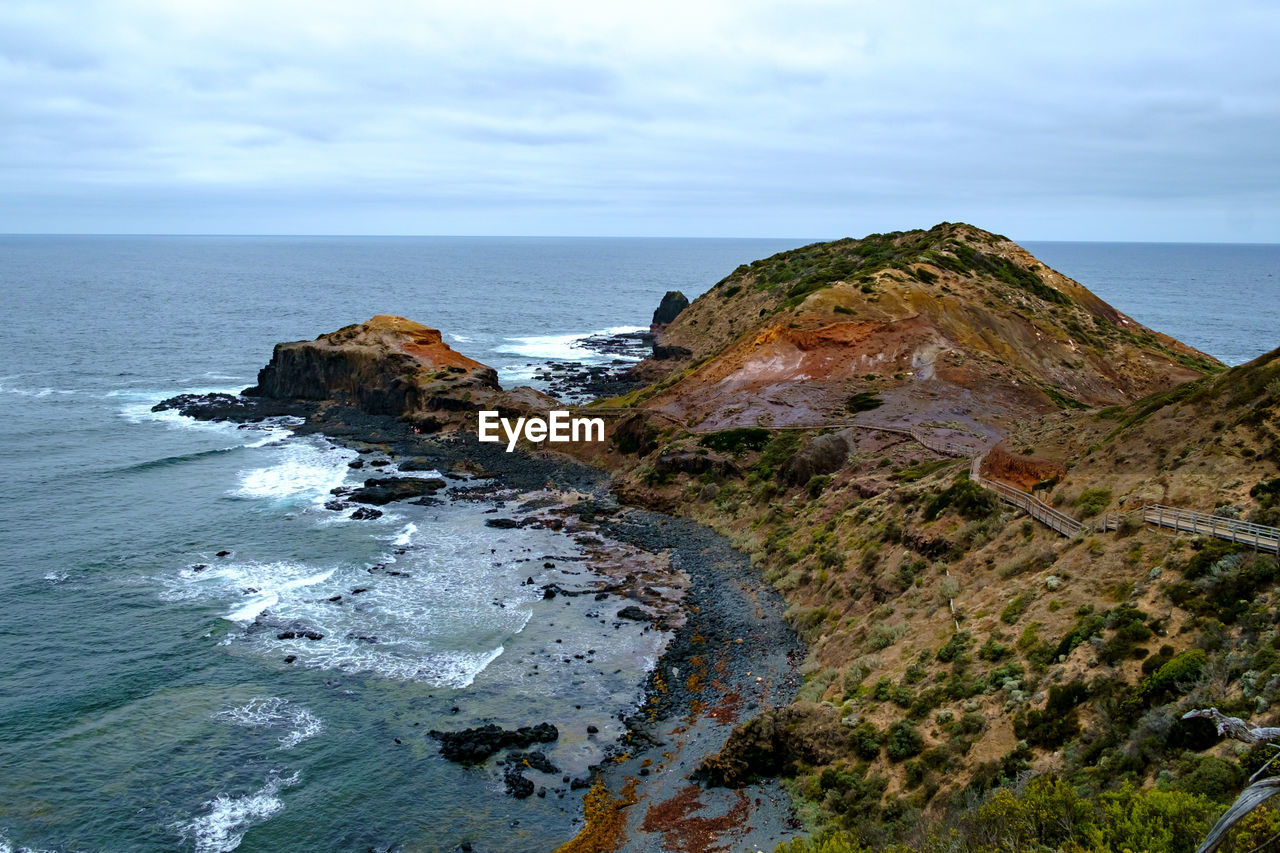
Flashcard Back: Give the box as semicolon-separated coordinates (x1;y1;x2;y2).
159;223;1280;853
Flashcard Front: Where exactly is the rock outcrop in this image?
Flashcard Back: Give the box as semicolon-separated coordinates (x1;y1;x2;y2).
238;314;556;429
245;315;500;416
650;290;690;330
637;223;1220;434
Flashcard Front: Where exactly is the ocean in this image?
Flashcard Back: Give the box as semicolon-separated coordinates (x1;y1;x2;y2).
0;236;1275;852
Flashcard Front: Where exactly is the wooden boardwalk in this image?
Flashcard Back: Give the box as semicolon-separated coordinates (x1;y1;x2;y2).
1100;504;1280;554
582;404;1280;553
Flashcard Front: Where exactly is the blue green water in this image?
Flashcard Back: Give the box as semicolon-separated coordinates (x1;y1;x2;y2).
0;236;1275;852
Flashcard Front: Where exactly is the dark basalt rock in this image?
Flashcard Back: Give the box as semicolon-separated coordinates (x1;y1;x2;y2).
277;629;324;641
616;606;654;622
783;433;850;485
652;343;693;361
150;392;311;422
505;749;558;775
484;518;521;529
503;766;535;799
652;450;740;479
429;722;559;765
350;506;383;520
347;476;446;505
399;457;441;471
651;290;690;326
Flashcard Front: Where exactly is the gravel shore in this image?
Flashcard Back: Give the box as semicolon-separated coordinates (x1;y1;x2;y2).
308;410;807;851
163;396;806;851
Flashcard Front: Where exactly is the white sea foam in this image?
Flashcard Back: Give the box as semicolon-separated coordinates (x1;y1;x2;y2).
221;565;336;622
215;698;323;749
498;363;541;383
43;571;68;584
495;325;647;361
232;438;355;503
159;559;336;620
114;387;245;430
0;382;78;398
391;523;417;547
449;333;474;343
302;642;506;688
172;771;299;853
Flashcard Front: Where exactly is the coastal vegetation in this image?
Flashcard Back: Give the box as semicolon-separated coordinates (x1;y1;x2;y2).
593;225;1280;852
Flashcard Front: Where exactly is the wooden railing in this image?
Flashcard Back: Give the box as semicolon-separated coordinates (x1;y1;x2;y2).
969;455;1084;537
1101;504;1280;554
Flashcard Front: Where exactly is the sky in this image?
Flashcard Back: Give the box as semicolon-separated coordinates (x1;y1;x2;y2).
2;1;1278;241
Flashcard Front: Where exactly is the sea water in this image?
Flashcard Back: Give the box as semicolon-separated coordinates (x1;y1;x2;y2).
0;236;1275;852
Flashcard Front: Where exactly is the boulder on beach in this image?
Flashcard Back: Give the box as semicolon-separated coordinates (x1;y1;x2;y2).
429;722;559;765
347;476;446;505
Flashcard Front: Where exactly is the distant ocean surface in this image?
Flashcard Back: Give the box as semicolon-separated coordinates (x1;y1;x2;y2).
0;236;1275;852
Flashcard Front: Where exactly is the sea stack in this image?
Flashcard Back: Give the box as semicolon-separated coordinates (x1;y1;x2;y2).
242;314;553;429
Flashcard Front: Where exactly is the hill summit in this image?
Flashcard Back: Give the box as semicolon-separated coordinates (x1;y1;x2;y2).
628;223;1219;440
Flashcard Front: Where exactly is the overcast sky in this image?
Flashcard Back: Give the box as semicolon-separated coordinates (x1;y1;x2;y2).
2;1;1277;240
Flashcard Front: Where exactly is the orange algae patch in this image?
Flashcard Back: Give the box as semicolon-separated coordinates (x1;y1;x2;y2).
554;778;640;853
640;784;750;853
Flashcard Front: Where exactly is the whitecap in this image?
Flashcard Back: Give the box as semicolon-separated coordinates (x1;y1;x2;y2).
215;698;323;750
391;523;417;547
0;383;78;398
232;438;355;503
498;364;541;384
158;559;336;621
300;643;506;689
172;771;299;853
223;566;335;622
494;325;648;362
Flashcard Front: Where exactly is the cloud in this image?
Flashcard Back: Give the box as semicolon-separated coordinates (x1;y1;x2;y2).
0;0;1277;239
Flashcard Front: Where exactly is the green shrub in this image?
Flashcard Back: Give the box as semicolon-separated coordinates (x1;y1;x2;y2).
978;637;1010;662
850;721;882;761
1251;477;1280;507
936;631;972;663
1145;649;1207;698
1170;755;1244;803
1015;682;1087;748
1075;487;1112;517
807;474;833;498
923;476;1000;522
699;427;772;454
845;392;884;413
885;721;924;760
1000;591;1034;625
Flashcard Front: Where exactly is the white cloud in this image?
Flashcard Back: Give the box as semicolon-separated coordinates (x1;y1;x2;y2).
1;0;1277;238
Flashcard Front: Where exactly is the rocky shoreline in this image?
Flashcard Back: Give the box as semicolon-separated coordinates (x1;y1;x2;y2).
158;387;804;851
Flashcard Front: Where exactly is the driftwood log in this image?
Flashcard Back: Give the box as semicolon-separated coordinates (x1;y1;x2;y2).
1182;708;1280;853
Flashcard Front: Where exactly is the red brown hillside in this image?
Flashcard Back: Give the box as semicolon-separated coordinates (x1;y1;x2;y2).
621;223;1219;443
